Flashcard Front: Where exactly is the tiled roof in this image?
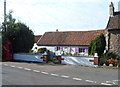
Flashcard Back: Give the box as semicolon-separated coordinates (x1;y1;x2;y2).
106;11;120;29
37;30;105;46
34;35;42;43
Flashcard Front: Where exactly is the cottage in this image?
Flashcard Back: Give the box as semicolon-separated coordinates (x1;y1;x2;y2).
36;2;120;57
32;35;42;51
37;30;105;56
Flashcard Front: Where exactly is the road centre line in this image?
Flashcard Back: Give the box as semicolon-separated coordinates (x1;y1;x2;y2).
85;80;95;83
10;65;15;68
17;67;23;69
24;68;31;71
50;73;59;76
73;78;82;81
112;80;120;82
106;81;116;85
101;83;113;86
3;63;112;86
61;75;70;78
41;72;49;74
4;64;8;66
33;70;40;72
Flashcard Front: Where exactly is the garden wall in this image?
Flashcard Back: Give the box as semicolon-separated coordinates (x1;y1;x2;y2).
14;53;43;62
61;56;98;67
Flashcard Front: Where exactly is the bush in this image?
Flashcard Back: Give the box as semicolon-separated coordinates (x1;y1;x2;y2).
88;33;106;56
68;53;72;56
29;49;33;53
99;54;108;66
37;48;46;53
100;52;117;66
74;53;79;56
105;52;117;59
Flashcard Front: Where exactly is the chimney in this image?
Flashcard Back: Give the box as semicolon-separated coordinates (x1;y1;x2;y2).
56;29;58;32
109;2;114;17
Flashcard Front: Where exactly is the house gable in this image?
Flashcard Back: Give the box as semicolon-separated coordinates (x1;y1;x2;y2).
34;35;42;43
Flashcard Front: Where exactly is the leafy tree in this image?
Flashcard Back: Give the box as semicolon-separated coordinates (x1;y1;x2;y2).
2;11;34;53
88;33;106;56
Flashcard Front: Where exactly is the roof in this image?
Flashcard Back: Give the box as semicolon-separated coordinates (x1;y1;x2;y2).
106;11;120;29
37;30;105;46
34;35;42;43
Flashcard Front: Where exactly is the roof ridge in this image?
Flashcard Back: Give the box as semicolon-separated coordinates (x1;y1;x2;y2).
45;29;105;33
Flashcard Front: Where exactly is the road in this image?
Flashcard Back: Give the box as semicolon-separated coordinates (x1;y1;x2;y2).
2;62;119;86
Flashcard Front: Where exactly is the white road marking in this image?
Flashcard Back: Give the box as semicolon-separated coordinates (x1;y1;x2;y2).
112;80;120;82
24;68;31;71
73;78;82;81
17;67;23;69
85;80;94;83
50;74;59;76
33;70;40;72
101;83;113;86
10;65;15;68
61;75;70;78
106;81;116;85
41;72;49;75
4;64;8;66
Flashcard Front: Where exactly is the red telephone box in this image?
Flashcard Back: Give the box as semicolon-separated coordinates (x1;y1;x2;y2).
5;40;13;61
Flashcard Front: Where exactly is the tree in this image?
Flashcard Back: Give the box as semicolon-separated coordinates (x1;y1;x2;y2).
2;11;34;53
88;33;106;56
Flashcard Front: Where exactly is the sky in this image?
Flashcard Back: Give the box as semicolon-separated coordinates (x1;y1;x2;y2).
0;0;120;35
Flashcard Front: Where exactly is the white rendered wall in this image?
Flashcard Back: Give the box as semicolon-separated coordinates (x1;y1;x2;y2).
61;56;98;67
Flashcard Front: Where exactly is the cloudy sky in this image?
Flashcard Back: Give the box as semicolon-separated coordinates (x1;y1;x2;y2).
0;0;120;35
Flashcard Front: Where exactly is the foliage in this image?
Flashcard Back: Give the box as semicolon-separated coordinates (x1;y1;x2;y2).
2;11;34;53
68;53;72;56
37;48;46;53
88;33;106;57
99;52;118;66
105;52;117;59
29;49;33;53
52;58;59;63
88;40;97;55
74;53;79;56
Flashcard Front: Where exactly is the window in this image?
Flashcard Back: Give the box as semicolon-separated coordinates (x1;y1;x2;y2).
79;48;85;53
57;47;60;50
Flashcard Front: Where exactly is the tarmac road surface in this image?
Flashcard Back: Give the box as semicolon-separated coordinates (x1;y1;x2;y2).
1;62;119;86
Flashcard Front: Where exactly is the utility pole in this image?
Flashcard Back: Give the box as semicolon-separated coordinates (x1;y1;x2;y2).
4;0;6;32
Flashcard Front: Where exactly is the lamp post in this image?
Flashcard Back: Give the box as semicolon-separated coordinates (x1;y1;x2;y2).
4;0;6;32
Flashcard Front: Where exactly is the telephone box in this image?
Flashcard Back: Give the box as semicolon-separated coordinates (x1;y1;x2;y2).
5;40;13;61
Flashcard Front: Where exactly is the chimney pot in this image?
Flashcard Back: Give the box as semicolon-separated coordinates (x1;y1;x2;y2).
56;29;58;32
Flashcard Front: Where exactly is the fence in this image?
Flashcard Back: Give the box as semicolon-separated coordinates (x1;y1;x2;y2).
61;56;98;67
14;53;43;62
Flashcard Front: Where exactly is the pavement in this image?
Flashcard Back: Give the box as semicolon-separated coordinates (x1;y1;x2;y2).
1;62;120;86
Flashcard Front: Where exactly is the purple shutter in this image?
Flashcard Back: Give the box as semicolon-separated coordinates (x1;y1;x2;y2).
54;47;57;51
75;48;79;53
60;47;63;51
85;48;88;53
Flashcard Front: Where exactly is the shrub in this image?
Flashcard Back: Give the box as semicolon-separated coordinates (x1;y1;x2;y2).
29;49;33;53
99;53;108;66
100;52;117;66
74;53;79;56
37;48;46;53
68;53;72;56
88;33;106;57
105;52;117;59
